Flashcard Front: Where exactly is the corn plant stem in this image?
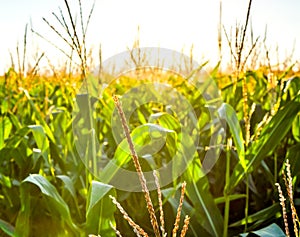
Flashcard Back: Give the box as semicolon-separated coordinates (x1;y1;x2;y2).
113;95;161;237
223;139;231;237
244;173;249;232
80;69;96;192
86;85;97;183
82;75;97;174
92;129;97;176
242;77;250;147
98;201;103;236
274;153;278;184
44;83;49;115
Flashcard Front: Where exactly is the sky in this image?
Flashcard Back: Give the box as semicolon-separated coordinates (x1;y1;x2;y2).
0;0;299;74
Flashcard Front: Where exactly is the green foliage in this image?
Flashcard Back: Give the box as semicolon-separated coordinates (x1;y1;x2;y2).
15;174;80;237
218;103;246;170
0;69;299;236
0;218;14;236
228;94;300;192
183;159;224;236
86;181;116;236
239;223;286;237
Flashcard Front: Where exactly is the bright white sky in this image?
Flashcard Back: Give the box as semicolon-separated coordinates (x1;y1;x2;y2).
0;0;299;73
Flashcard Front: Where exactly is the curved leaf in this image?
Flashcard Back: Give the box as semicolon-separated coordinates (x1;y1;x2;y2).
86;181;116;236
239;223;285;237
183;159;224;237
0;117;12;150
15;174;80;237
218;103;246;169
0;218;14;236
28;125;49;161
23;89;56;143
229;95;300;191
99;123;175;187
230;203;280;227
56;175;76;199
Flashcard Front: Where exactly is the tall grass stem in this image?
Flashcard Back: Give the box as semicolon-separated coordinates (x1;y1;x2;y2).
223;138;232;237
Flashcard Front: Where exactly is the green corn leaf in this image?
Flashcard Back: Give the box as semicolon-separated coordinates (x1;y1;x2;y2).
0;174;12;188
218;103;246;170
99;123;175;189
230;203;280;227
0;218;14;236
56;175;77;199
148;112;181;131
214;194;247;205
86;181;116;236
15;174;80;237
228;95;300;192
0;117;12;150
292;112;300;142
23;89;56;143
28;125;55;176
28;125;49;160
8;111;22;130
1;98;9;114
285;143;300;177
239;223;285;237
183;159;224;237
